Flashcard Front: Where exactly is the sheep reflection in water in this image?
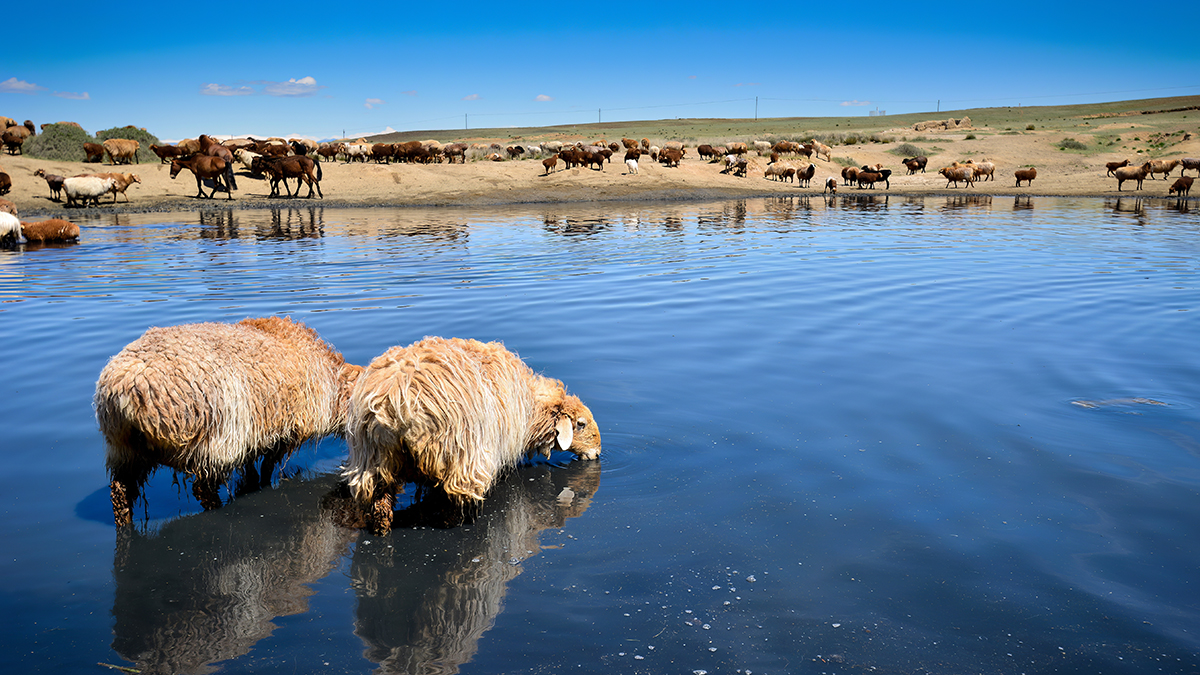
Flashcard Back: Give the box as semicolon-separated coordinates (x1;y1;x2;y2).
108;460;600;675
350;459;601;675
109;473;358;675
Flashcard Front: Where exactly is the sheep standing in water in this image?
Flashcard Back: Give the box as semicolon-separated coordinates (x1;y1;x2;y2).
343;337;601;534
96;316;363;526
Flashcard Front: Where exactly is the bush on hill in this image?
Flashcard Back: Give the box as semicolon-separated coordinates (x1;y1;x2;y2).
23;123;95;162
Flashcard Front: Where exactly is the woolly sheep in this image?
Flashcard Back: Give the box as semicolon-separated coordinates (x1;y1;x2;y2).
971;160;995;182
625;157;639;174
1168;176;1193;196
823;177;838;194
810;140;832;162
1143;159;1179;180
96;316;364;526
20;218;79;242
0;197;16;216
342;337;602;535
939;165;975;188
1181;158;1199;176
64;176;116;207
102;138;140;165
0;212;25;245
1014;167;1037;187
764;162;795;182
1113;165;1147;191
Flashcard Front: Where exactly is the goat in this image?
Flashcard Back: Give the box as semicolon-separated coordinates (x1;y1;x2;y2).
1105;159;1130;177
34;168;66;201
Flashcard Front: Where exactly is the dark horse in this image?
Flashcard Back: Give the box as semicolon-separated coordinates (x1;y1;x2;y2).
170;156;237;199
251;155;323;199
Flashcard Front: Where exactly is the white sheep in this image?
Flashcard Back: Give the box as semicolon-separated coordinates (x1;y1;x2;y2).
64;176;117;207
625;158;639;174
96;316;364;525
0;212;26;245
343;337;601;534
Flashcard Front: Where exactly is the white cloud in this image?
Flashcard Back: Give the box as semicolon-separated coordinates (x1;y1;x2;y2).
402;90;417;97
734;82;760;87
53;91;90;100
535;94;553;102
262;76;323;97
462;93;480;101
365;97;385;109
0;77;46;94
201;83;254;96
840;100;870;107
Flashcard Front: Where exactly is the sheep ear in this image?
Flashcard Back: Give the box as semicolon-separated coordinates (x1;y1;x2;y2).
555;416;574;451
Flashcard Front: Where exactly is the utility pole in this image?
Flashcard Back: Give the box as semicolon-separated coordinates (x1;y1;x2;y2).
937;100;940;112
598;109;601;124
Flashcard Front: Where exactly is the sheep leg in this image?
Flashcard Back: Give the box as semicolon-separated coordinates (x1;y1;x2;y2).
109;477;139;527
369;489;397;536
192;477;223;510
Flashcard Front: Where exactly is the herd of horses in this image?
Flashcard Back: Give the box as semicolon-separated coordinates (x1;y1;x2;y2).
168;135;322;200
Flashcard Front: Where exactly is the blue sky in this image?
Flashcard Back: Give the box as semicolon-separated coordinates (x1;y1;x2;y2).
4;1;1198;141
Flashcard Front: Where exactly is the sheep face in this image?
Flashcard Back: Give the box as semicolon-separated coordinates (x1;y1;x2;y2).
556;396;601;460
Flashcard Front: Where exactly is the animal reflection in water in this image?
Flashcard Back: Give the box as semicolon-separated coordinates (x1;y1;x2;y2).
109;474;357;675
108;460;600;675
349;459;600;675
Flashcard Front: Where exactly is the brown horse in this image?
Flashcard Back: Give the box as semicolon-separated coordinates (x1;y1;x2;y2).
170;156;237;199
198;134;234;163
251;155;323;199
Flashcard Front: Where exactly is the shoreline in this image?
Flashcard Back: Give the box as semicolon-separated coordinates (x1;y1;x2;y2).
3;145;1197;220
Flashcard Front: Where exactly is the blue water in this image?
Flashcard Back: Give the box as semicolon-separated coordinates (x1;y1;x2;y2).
1;195;1198;674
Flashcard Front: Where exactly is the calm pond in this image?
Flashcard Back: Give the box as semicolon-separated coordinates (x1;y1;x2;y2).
1;195;1198;674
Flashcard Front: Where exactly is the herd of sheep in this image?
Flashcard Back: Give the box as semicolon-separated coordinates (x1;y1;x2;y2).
95;318;602;535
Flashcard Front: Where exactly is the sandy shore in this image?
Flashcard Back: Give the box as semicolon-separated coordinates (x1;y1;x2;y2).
2;128;1197;217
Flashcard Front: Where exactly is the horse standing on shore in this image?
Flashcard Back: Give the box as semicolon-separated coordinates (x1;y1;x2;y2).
251;155;323;199
170;156;237;200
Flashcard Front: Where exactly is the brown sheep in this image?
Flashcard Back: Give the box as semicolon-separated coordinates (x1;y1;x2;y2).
1181;158;1200;176
96;316;364;526
1014;167;1037;187
902;156;928;174
1105;159;1130;177
1143;159;1180;180
659;147;684;167
697;144;720;161
19;218;79;242
823;177;838;194
1113;165;1147;191
342;337;601;534
102;138;140;165
1169;176;1193;196
0;170;11;196
726;142;748;156
33;168;66;201
0;197;15;216
621;137;639;150
149;144;184;163
841;166;858;186
83;142;105;163
797;162;816;188
2;127;26;155
939;166;975;188
542;154;558;175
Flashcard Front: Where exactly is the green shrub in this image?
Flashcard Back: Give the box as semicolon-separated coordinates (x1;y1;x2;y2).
23;123;97;162
891;143;925;157
1057;137;1088;151
964;133;977;140
843;135;859;145
95;125;162;164
1026;124;1036;130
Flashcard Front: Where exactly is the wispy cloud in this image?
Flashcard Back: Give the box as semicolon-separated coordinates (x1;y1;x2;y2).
0;77;46;94
688;75;697;80
262;76;323;97
365;98;385;109
734;82;760;87
462;93;480;101
201;76;324;97
840;100;870;107
201;83;254;96
402;90;417;97
53;91;89;100
535;94;553;102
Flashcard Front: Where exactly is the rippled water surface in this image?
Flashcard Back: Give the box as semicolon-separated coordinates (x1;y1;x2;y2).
2;196;1198;674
